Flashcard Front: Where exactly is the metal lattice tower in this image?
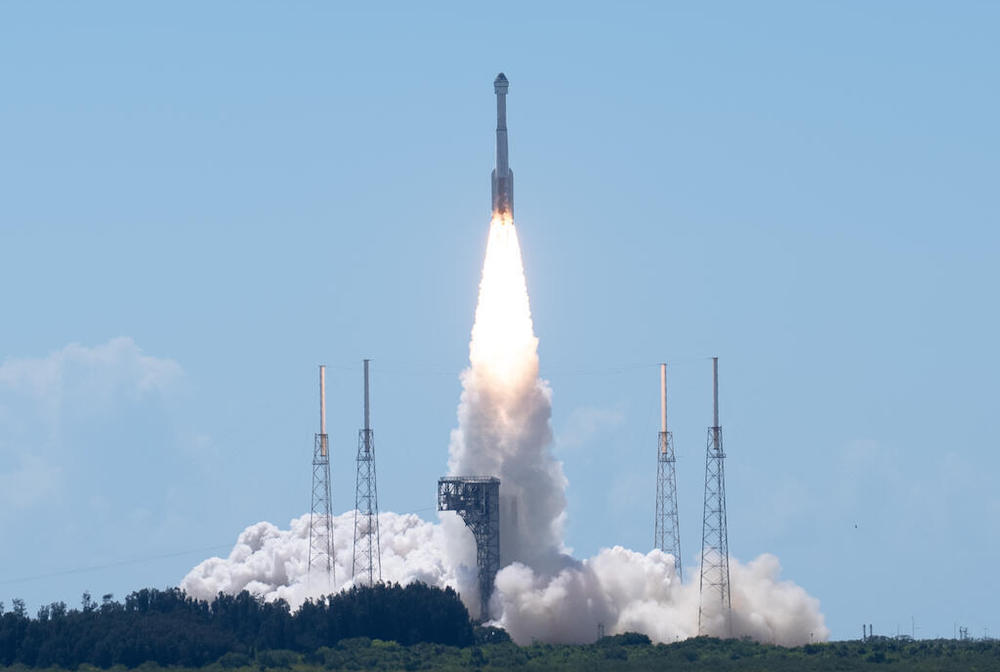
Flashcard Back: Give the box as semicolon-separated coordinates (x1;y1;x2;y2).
352;359;382;584
308;365;335;587
654;363;683;581
437;476;500;622
698;356;732;636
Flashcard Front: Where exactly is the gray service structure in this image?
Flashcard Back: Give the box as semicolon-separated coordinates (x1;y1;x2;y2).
437;476;501;622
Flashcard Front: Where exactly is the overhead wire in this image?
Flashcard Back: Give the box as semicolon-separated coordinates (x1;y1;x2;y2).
0;544;233;587
0;500;443;588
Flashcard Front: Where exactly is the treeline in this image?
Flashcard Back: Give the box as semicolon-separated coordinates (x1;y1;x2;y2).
0;583;473;668
4;631;999;671
3;587;999;672
239;635;1000;672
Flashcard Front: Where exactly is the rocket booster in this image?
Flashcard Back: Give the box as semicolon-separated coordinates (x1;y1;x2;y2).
492;73;514;217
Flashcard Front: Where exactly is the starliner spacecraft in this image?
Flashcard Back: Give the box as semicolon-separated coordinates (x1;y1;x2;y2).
491;73;513;217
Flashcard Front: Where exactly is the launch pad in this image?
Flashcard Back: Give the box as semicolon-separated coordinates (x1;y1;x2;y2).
437;476;500;622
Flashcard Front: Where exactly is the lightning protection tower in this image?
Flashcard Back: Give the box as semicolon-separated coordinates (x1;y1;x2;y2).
698;356;732;636
308;365;335;587
654;363;682;581
352;359;382;584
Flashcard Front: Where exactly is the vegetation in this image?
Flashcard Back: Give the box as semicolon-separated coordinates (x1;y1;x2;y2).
0;583;472;668
2;588;999;670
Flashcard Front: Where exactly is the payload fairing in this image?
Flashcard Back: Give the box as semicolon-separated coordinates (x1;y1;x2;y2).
491;73;514;217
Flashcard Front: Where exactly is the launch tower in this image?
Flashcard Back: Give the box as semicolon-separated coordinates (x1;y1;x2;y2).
352;359;382;584
308;365;335;586
698;356;732;636
437;476;500;622
654;363;682;580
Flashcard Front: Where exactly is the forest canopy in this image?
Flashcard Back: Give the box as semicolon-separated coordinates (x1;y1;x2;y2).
0;583;473;668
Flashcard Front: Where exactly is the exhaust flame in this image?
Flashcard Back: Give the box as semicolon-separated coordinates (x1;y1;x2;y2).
468;213;536;382
447;213;567;572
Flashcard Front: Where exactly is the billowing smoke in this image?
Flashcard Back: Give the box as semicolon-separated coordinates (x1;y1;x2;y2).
182;511;478;611
491;549;825;645
183;215;828;645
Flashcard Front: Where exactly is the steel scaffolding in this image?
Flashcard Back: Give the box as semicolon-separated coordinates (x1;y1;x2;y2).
353;359;382;584
655;363;683;581
308;365;335;588
437;476;500;622
698;357;732;636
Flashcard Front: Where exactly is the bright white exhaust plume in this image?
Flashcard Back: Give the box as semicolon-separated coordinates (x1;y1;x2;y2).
447;213;567;573
183;215;828;644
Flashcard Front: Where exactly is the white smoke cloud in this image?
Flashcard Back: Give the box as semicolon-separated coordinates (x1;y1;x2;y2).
182;511;480;615
184;513;827;645
183;216;828;645
491;548;826;645
491;548;689;645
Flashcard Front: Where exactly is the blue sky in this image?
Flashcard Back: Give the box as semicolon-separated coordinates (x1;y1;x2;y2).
1;1;998;641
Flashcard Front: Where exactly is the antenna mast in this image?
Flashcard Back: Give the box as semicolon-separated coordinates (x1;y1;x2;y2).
654;363;683;581
308;365;335;587
352;359;382;584
698;356;732;636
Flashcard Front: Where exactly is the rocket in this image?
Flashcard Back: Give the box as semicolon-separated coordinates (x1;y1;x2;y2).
491;73;514;217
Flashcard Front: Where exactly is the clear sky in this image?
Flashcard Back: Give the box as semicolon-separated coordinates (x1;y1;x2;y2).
1;1;997;641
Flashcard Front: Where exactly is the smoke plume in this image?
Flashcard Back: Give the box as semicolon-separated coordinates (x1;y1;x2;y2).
183;215;828;644
446;213;567;572
182;511;478;611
